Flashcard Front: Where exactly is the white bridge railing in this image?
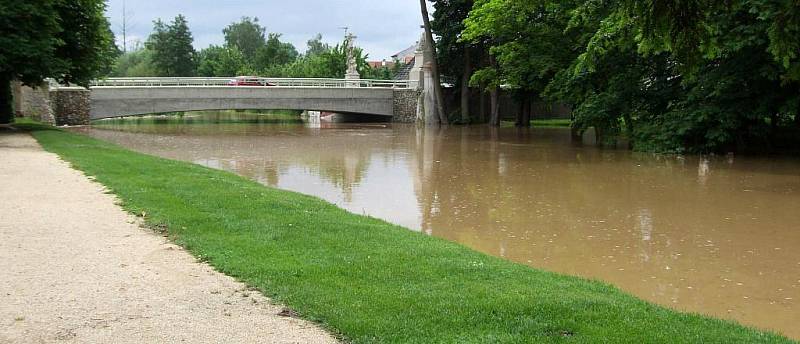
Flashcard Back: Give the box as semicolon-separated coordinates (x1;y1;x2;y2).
90;77;416;89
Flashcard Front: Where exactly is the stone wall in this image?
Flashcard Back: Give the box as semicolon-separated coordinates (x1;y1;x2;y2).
392;89;420;123
50;87;91;125
12;81;55;125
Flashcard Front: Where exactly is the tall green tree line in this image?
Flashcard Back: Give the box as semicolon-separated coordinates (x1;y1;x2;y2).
112;16;398;80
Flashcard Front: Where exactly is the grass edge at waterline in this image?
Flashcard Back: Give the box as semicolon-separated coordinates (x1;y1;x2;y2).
20;122;793;343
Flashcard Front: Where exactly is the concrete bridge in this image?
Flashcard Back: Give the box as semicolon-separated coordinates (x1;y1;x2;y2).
17;33;433;125
88;78;420;122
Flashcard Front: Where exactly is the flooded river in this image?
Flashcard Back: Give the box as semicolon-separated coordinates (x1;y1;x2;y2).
80;113;800;338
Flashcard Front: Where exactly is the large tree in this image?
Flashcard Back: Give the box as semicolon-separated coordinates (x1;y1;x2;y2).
111;47;157;77
305;34;330;57
212;18;300;76
0;0;115;123
196;45;251;77
223;17;266;61
463;0;583;127
146;15;196;77
431;0;480;123
254;33;299;72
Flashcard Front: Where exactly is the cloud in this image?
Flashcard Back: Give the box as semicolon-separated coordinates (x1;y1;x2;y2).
106;0;424;59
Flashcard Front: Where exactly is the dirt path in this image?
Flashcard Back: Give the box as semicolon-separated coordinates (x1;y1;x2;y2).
0;131;337;343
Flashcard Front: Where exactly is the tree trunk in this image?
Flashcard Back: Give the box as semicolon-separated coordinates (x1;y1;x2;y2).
0;74;13;124
570;112;582;143
796;96;800;128
515;96;524;127
460;46;471;124
521;94;531;127
489;86;500;126
622;112;634;149
479;88;487;123
796;110;800;127
419;0;447;125
771;112;778;135
571;127;582;142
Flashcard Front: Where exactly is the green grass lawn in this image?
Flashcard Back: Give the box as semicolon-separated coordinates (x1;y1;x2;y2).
19;122;793;343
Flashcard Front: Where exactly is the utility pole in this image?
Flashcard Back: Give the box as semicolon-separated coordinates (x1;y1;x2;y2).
419;0;447;125
121;0;126;53
119;0;134;53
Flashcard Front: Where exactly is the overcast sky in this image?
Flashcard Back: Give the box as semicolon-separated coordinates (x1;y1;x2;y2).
105;0;427;60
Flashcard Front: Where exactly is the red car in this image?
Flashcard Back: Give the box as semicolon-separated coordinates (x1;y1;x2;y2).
226;76;275;86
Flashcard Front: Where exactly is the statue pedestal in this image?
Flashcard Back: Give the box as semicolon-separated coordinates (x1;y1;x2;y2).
345;72;361;87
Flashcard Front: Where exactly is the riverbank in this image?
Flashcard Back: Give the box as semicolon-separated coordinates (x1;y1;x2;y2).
16;121;794;343
0;129;335;343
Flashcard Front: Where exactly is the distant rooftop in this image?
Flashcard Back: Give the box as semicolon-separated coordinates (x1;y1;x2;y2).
392;44;417;63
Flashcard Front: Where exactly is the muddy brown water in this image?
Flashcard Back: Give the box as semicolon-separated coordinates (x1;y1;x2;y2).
77;114;800;338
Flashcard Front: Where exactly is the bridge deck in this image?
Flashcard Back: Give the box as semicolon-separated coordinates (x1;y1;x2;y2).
81;77;419;120
91;77;416;89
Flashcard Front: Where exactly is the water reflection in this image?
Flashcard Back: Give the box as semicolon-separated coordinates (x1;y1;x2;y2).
698;157;711;185
83;113;800;338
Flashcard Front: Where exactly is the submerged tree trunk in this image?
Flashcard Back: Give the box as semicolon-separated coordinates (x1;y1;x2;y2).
622;112;634;149
521;94;532;127
419;0;447;125
796;110;800;127
515;93;532;127
460;47;471;124
571;127;582;142
570;109;581;143
771;112;779;134
796;96;800;128
489;86;500;126
0;74;13;124
595;126;603;146
479;87;487;123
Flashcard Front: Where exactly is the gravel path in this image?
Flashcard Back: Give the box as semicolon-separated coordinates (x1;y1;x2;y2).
0;131;337;343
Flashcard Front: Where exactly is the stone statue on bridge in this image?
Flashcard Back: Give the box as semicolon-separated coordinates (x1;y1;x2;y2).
344;33;360;80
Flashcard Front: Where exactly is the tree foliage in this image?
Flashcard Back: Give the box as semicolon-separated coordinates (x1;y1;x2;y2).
111;19;405;95
111;47;158;77
282;36;372;78
463;0;800;152
255;33;299;71
431;0;484;123
196;45;251;77
146;15;196;76
431;0;475;82
0;0;115;123
53;0;119;84
305;34;330;57
223;17;266;61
